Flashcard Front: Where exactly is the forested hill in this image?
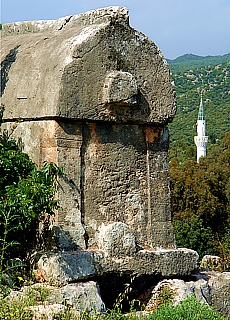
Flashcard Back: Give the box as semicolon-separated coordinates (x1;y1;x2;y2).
167;53;230;73
167;53;230;161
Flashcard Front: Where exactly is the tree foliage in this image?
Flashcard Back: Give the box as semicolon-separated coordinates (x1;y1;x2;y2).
170;132;230;263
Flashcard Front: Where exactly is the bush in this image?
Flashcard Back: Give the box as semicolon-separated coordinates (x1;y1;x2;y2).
0;134;63;274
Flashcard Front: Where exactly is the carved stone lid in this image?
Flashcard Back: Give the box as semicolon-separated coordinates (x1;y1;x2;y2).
1;7;176;124
1;6;129;36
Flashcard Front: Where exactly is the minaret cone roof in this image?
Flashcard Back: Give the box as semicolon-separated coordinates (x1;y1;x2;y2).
198;93;204;120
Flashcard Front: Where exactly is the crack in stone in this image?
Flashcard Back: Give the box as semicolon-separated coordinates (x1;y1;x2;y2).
1;45;20;97
58;15;73;30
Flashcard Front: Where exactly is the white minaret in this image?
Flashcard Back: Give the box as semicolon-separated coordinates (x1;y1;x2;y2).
194;93;208;162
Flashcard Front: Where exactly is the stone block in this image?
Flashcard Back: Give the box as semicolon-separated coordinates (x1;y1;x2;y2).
97;222;137;256
37;252;101;285
37;248;198;285
98;247;199;277
49;282;106;313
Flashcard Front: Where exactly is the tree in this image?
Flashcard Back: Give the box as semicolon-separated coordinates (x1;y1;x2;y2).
170;132;230;264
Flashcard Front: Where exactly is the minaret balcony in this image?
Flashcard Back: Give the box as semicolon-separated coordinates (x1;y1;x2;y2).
194;136;208;147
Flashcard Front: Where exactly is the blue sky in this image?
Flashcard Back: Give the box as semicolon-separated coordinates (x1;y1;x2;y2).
1;0;230;59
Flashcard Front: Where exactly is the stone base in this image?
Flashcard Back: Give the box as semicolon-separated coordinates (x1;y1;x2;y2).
36;248;198;285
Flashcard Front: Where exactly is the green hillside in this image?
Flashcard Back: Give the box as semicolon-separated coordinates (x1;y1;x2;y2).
168;54;230;161
167;53;230;73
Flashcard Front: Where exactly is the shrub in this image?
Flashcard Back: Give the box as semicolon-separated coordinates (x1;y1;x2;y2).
0;134;63;275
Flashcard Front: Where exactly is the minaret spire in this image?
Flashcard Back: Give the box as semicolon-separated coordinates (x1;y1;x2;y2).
194;91;208;162
198;92;204;120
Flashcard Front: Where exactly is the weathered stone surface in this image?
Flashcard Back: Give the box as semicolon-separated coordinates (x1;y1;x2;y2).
0;119;175;251
82;123;175;249
1;6;175;124
7;282;105;317
37;252;102;285
102;71;138;106
49;282;106;313
36;248;198;285
145;278;207;311
145;271;230;319
206;271;230;319
1;120;86;250
1;7;130;36
97;222;137;256
99;247;199;277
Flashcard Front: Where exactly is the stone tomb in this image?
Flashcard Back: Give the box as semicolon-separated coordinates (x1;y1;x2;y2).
1;7;198;282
